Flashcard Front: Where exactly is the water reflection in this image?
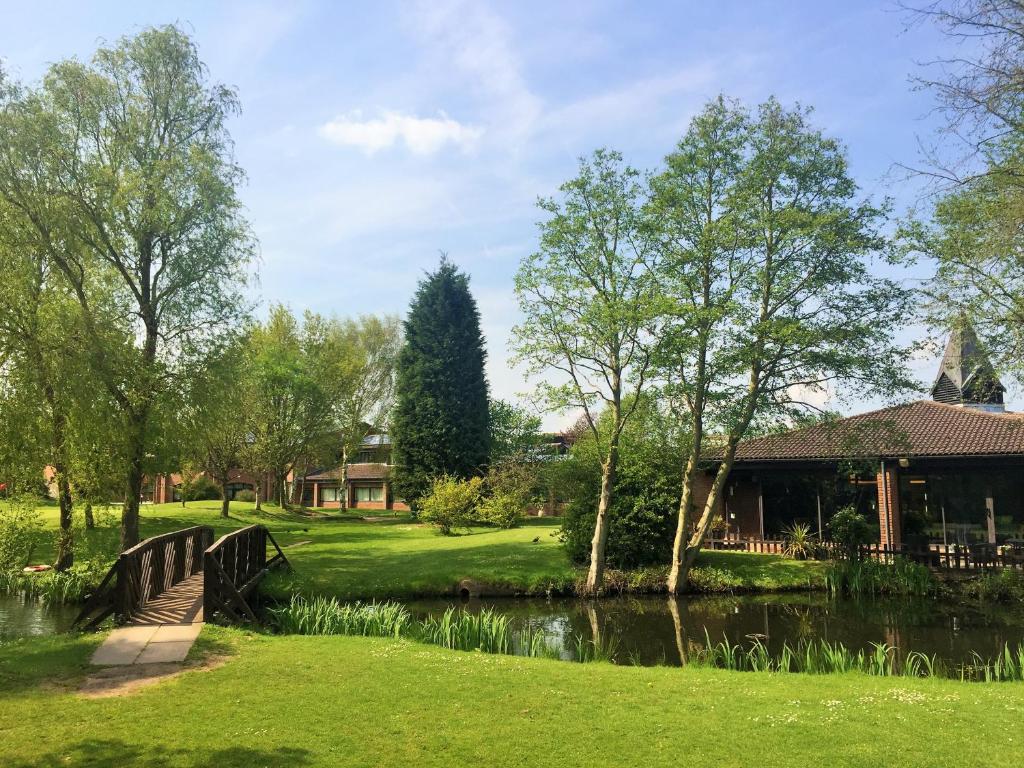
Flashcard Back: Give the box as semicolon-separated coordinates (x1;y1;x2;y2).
0;594;78;639
405;593;1024;667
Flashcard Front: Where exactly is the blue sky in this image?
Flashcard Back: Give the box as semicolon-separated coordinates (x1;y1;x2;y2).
0;1;994;425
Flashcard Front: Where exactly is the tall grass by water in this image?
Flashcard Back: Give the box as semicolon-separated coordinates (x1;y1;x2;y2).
268;595;412;637
270;595;1024;680
0;569;95;605
692;631;1024;682
824;557;934;597
270;596;567;661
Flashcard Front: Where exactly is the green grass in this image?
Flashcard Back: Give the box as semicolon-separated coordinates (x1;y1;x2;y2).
1;628;1023;767
28;501;826;599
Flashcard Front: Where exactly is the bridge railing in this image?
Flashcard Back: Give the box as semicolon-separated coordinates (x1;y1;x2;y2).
73;525;214;630
203;525;290;623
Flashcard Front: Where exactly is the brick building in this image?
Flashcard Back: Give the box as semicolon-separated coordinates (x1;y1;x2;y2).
696;327;1024;549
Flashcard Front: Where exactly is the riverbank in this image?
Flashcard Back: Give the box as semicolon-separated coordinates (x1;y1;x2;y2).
28;501;826;602
1;627;1022;767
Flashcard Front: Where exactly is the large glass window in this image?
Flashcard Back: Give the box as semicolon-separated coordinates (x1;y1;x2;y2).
355;485;384;502
320;486;338;503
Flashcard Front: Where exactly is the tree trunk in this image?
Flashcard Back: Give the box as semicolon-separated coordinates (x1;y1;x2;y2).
254;481;262;511
339;447;349;511
53;469;74;571
220;477;230;518
584;450;617;595
675;454;738;588
667;451;701;594
84;502;94;530
121;415;147;550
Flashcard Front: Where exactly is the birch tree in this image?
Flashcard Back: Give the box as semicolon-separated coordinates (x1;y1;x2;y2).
513;149;656;595
655;99;912;592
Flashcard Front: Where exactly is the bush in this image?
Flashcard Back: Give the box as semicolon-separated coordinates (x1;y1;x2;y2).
961;570;1024;602
234;489;257;503
475;490;521;528
0;497;44;571
828;506;873;560
824;557;934;597
180;474;221;502
781;522;819;560
419;475;484;535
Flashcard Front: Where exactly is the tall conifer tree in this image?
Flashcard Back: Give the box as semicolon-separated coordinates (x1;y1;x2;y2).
393;258;490;504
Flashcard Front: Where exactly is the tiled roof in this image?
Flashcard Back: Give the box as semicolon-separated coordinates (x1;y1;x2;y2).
732;400;1024;462
304;463;390;481
347;463;389;480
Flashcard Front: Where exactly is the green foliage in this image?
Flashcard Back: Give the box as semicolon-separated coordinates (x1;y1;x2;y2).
960;570;1024;603
686;567;744;593
269;595;411;637
828;506;874;560
0;498;43;571
234;489;257;503
488;399;542;464
180;474;222;502
474;491;521;529
824;557;934;597
781;522;819;560
392;259;490;505
558;398;684;568
418;475;484;535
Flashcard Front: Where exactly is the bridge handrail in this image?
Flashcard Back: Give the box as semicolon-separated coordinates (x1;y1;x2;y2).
203;524;290;623
73;524;214;630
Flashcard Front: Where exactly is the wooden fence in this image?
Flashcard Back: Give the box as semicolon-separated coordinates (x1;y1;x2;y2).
707;536;1024;570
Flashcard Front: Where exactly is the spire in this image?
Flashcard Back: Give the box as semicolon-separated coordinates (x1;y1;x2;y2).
931;322;1005;411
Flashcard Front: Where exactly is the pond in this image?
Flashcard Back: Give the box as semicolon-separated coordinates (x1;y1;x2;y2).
0;594;79;640
404;593;1024;667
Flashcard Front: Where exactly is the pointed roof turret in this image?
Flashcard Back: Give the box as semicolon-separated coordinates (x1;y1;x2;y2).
931;322;1005;411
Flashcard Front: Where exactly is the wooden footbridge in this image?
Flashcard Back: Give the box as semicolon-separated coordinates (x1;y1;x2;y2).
74;524;290;631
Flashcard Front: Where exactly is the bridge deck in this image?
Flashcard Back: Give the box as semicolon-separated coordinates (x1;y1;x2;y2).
90;573;204;666
131;572;204;625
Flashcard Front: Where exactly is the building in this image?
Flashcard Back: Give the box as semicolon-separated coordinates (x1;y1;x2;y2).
295;433;408;511
697;326;1024;550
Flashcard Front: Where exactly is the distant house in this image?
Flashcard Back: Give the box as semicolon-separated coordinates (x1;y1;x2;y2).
295;433;408;511
696;326;1024;550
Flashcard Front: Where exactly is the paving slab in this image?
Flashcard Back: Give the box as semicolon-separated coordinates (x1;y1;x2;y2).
149;623;203;644
135;640;195;664
90;626;159;666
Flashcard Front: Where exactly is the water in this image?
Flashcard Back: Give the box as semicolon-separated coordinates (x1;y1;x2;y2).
0;594;79;639
404;593;1024;667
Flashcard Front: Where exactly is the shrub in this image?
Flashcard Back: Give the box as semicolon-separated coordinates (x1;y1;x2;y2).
475;490;521;528
0;497;44;571
828;506;872;560
961;570;1024;602
687;566;744;593
419;475;484;535
781;522;819;560
234;489;257;503
180;474;221;502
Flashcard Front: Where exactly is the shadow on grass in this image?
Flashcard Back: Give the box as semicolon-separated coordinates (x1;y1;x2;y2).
0;634;96;695
10;739;312;768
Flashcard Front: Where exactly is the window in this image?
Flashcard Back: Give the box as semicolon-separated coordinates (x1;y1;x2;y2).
355;485;384;502
320;486;338;503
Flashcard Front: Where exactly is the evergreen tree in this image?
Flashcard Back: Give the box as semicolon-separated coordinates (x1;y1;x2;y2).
392;259;490;504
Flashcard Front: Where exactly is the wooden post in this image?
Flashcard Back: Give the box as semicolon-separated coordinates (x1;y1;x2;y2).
985;486;996;544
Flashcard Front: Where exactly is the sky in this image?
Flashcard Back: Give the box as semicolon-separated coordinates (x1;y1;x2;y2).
0;1;1000;426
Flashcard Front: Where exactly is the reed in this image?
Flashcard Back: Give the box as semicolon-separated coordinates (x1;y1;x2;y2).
268;595;411;637
0;569;94;605
690;632;1024;681
824;557;934;597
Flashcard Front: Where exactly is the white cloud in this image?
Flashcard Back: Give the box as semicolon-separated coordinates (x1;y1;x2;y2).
406;0;542;146
318;110;483;155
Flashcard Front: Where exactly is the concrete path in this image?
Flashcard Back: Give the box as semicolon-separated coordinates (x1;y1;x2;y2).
90;573;205;666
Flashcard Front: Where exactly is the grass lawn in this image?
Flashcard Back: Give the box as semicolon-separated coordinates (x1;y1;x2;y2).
31;501;824;598
1;627;1022;767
